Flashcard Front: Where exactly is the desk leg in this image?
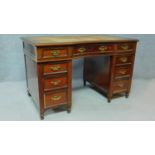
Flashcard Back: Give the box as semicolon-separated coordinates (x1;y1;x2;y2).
108;97;112;103
125;92;130;98
37;63;45;120
67;60;72;113
83;80;86;86
108;56;115;103
83;58;87;86
27;90;31;97
40;112;44;120
108;91;113;103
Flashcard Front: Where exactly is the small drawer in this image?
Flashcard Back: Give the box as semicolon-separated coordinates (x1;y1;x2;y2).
41;47;68;59
117;43;134;51
73;46;91;56
44;76;67;91
43;63;68;75
44;90;67;108
114;67;132;80
94;44;114;53
112;80;129;94
115;55;133;65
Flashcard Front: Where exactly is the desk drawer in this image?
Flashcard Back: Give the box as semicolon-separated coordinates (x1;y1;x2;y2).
117;43;134;52
112;80;129;94
73;46;91;56
114;67;132;80
40;47;68;59
43;62;68;75
115;55;133;65
44;90;67;108
44;76;67;91
93;44;114;53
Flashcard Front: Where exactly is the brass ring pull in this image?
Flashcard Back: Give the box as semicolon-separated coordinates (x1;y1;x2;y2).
51;50;60;57
120;57;128;63
78;47;86;53
99;46;108;51
121;45;129;50
50;66;61;71
50;80;61;86
51;95;62;101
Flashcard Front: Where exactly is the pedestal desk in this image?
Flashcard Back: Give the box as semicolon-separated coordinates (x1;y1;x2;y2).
22;35;138;119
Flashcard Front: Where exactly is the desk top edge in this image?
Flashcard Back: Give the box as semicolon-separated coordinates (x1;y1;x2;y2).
21;35;138;47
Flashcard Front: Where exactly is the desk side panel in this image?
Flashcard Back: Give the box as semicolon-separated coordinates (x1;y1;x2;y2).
25;55;40;107
84;56;111;93
23;41;40;108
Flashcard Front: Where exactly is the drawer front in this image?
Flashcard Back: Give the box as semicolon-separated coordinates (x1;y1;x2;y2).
112;80;129;94
43;63;68;75
44;76;67;91
73;46;91;56
117;43;134;51
44;91;67;108
115;55;133;65
93;44;114;53
114;67;132;80
41;47;68;59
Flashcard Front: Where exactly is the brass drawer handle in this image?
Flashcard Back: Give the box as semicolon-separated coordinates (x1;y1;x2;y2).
119;70;127;75
120;57;128;63
50;66;61;71
99;46;108;51
120;45;129;50
117;83;125;88
51;50;60;57
78;47;86;53
50;80;61;86
51;95;62;101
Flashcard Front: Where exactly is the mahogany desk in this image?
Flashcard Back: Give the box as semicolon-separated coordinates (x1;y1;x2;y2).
22;35;138;119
